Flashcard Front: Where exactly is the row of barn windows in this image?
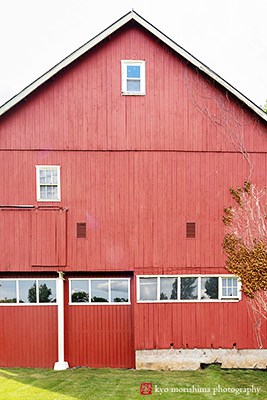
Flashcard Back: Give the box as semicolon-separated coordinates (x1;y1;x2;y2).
137;276;240;302
0;276;240;305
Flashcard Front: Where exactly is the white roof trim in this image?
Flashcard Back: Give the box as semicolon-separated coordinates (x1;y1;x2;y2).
1;10;267;122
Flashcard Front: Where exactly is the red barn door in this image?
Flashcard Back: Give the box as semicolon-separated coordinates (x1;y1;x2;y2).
65;276;135;368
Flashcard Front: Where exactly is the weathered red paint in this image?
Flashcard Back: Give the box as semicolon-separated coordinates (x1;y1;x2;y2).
0;21;267;368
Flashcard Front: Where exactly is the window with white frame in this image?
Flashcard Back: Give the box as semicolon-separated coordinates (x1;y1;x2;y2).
137;276;240;302
121;60;145;95
36;165;61;201
0;279;57;304
221;277;238;298
70;278;130;304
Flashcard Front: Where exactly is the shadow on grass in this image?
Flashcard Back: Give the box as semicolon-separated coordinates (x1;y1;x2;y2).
0;364;266;399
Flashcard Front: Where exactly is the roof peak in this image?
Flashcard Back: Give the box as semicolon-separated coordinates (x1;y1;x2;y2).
0;10;266;121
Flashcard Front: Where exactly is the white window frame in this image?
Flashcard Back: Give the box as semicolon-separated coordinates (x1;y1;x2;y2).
36;165;61;202
121;60;146;95
137;275;241;303
69;278;131;305
0;278;57;305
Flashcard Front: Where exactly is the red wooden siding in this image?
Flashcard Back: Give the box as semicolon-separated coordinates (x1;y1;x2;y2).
0;208;32;270
65;278;135;368
134;300;267;350
31;207;67;267
0;151;266;273
0;207;67;271
0;306;57;368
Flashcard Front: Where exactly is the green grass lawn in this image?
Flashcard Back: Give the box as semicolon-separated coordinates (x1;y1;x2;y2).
0;365;266;399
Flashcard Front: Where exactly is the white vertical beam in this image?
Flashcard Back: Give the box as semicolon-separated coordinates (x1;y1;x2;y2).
54;271;69;370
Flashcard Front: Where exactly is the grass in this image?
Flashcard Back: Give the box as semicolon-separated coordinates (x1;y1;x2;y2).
0;365;266;399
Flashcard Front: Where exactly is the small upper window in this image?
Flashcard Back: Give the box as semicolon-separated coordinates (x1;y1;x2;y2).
36;165;61;202
121;60;145;95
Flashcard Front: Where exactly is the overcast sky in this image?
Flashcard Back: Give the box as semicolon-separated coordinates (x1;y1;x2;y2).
0;0;266;108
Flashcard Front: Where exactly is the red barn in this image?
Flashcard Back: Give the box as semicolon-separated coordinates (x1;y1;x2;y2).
0;11;267;370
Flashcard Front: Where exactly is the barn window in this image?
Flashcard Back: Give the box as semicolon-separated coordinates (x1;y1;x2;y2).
221;277;238;298
19;280;37;303
71;280;89;303
0;279;57;305
137;275;240;302
160;277;178;300
201;277;219;299
0;280;17;303
70;278;130;304
91;280;109;302
121;60;145;95
36;165;61;201
139;277;157;301
180;277;198;300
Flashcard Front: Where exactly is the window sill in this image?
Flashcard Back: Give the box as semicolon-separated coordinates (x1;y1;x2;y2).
121;91;146;96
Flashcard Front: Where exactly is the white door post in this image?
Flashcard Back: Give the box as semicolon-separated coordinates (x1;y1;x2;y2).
54;271;69;370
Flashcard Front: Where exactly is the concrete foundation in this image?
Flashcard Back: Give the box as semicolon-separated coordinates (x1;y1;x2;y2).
136;349;267;370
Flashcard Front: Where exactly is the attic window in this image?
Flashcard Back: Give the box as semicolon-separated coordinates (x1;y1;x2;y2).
121;60;145;95
186;222;196;238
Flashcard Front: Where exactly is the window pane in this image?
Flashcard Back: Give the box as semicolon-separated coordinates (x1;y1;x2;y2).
0;280;16;303
201;277;218;299
160;277;177;300
46;170;52;183
52;186;58;199
111;280;129;302
127;65;140;78
91;280;109;302
40;185;47;199
47;186;53;199
222;277;238;297
52;169;58;184
127;80;141;92
38;280;56;303
139;277;157;301
19;280;37;303
40;173;46;184
71;280;89;303
180;277;198;300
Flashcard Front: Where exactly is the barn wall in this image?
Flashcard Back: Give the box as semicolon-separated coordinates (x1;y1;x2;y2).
0;151;266;273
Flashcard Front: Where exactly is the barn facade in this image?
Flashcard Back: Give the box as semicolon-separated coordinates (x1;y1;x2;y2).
1;11;267;370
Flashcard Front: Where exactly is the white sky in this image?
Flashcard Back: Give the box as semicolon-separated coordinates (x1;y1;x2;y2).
0;0;266;108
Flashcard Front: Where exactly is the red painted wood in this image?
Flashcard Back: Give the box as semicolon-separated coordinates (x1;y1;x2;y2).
0;306;57;368
134;299;267;350
64;278;135;368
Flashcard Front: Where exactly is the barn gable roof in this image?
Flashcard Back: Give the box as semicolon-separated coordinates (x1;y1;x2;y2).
0;10;266;121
